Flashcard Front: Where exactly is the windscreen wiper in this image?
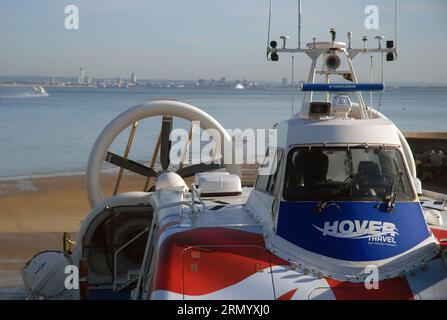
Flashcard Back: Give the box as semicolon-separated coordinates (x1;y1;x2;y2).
315;176;352;213
382;159;403;212
383;170;403;212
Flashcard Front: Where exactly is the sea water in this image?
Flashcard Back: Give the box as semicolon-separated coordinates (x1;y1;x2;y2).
0;86;446;178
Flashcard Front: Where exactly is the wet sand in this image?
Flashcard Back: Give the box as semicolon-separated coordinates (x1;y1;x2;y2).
0;173;151;233
0;233;67;288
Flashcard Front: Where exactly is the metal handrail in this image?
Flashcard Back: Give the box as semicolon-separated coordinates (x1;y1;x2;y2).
133;200;197;299
113;226;149;291
190;184;206;213
133;220;157;300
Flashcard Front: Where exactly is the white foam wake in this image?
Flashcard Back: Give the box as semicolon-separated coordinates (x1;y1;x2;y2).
0;92;49;99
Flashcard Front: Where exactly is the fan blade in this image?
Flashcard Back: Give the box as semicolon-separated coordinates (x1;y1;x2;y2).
160;115;173;170
105;152;157;178
176;163;224;178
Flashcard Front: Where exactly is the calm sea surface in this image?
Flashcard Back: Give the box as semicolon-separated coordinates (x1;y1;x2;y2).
0;86;446;178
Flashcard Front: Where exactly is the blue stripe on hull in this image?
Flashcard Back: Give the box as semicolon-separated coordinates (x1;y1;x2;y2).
276;201;430;261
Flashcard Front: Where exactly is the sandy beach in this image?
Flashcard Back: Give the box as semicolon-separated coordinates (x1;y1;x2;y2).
0;173;154;233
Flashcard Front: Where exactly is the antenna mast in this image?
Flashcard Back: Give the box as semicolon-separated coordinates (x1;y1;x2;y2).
266;0;399;119
394;0;399;56
298;0;302;49
267;0;273;60
292;55;295;115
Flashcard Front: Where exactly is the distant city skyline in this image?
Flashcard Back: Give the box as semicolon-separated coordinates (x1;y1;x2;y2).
1;1;446;83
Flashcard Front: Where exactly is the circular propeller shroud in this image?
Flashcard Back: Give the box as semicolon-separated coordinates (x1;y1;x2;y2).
87;100;240;209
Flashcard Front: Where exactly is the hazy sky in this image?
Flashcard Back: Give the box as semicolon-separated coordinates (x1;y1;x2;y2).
1;0;446;83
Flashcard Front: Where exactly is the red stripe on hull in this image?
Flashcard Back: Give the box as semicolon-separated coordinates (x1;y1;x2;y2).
429;228;447;261
277;289;298;300
431;228;447;243
182;245;272;295
152;228;280;296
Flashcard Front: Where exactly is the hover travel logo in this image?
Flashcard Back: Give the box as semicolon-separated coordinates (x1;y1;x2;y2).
313;220;399;246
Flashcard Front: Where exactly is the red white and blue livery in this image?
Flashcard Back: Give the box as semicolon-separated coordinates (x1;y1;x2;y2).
21;2;447;300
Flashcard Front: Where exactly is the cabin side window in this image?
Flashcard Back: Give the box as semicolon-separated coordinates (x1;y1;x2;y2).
283;146;414;201
255;149;284;195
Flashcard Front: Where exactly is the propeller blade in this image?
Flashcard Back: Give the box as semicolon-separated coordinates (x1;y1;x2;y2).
105;152;157;178
160;115;173;171
176;163;224;178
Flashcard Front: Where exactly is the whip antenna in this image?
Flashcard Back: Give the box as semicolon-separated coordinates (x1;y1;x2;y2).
292;56;295;115
267;0;273;60
298;0;302;48
394;0;399;57
370;55;373;109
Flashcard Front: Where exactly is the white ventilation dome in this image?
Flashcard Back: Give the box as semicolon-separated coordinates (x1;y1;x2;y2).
331;94;353;118
155;172;188;193
194;172;242;196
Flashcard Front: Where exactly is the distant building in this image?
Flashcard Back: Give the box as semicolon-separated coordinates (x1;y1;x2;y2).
78;67;84;85
282;77;288;87
117;77;123;87
130;72;137;85
234;83;245;90
197;79;206;87
85;76;92;85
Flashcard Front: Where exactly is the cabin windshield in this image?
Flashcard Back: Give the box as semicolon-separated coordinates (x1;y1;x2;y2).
284;146;414;201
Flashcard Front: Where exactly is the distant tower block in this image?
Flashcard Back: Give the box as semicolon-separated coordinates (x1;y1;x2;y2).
130;72;137;85
79;67;85;85
282;77;288;87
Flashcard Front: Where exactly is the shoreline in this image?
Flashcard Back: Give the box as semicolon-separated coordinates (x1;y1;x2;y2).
0;172;151;233
0;170;88;182
0;166;120;182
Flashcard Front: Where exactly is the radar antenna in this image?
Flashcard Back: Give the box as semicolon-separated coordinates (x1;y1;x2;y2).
266;0;399;120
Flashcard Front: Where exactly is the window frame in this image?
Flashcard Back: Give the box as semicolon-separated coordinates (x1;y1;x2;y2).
282;144;416;202
255;148;284;196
